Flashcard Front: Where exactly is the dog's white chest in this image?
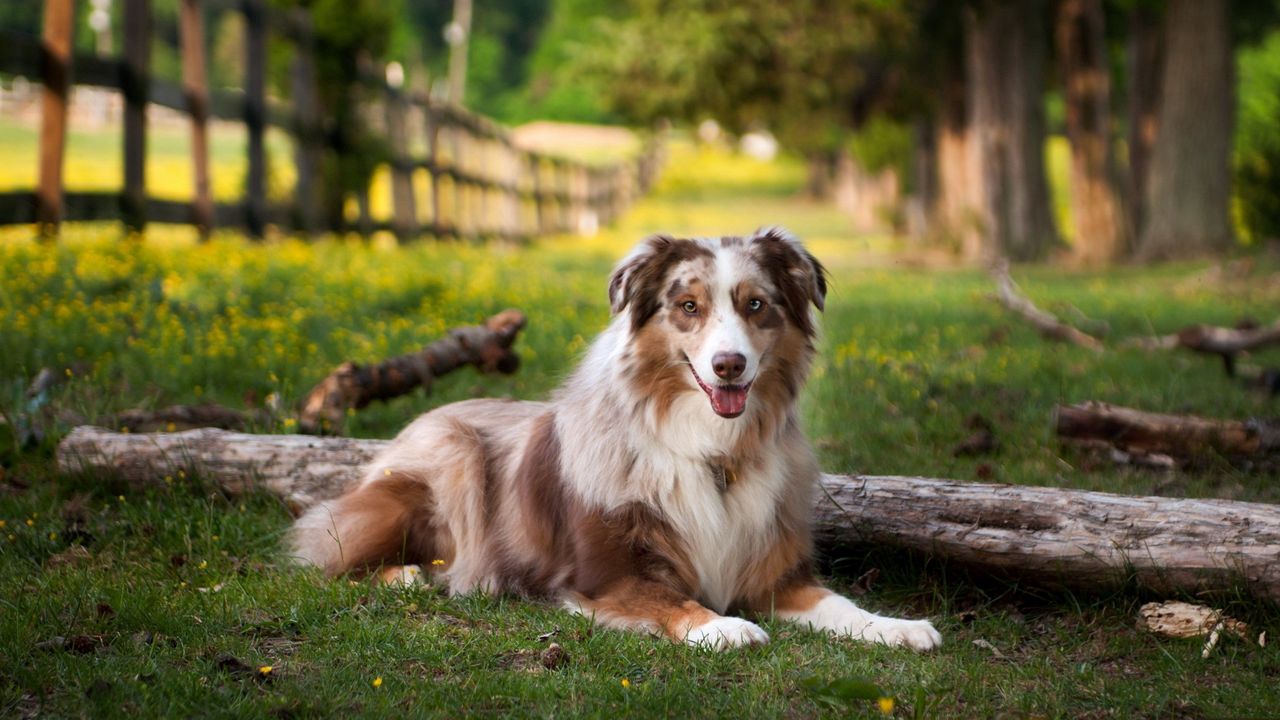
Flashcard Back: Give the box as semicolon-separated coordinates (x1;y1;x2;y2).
663;458;782;613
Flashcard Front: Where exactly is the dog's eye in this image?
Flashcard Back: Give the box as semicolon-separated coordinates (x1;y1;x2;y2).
747;299;764;313
680;300;698;314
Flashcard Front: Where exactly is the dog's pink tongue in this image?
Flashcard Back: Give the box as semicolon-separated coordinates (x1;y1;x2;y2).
709;385;749;417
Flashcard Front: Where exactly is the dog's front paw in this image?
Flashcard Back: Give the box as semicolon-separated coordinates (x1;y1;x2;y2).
858;618;942;652
379;564;425;587
685;616;770;651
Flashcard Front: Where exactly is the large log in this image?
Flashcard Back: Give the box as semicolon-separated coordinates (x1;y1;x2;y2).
56;426;1280;600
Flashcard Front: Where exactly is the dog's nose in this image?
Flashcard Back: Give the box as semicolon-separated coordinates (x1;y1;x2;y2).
712;352;747;381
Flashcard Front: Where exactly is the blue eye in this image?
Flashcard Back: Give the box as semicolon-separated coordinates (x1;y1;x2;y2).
681;300;698;314
747;299;764;312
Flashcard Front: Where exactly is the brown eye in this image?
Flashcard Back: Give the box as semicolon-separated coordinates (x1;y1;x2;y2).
681;300;698;314
747;299;764;313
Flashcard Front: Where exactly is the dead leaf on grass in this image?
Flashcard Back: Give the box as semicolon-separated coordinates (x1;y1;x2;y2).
46;545;91;568
540;642;568;670
971;638;1007;660
850;568;880;597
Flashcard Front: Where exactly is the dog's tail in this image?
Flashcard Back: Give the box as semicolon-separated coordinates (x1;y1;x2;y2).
288;472;437;577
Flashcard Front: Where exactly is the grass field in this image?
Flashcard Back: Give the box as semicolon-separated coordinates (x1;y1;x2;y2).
1;134;1279;718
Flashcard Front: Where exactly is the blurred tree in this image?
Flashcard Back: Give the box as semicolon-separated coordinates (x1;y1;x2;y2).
1136;0;1234;260
1056;0;1128;265
1235;28;1280;244
1121;0;1163;245
275;0;394;229
506;0;621;123
574;0;917;189
401;0;551;118
964;0;1060;261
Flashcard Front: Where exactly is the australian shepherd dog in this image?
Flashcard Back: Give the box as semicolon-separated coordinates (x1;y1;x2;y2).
290;227;941;651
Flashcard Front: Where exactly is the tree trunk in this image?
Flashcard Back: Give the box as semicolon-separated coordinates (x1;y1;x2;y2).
1056;0;1129;265
1135;0;1234;261
931;62;985;255
1124;3;1163;242
834;148;900;234
57;427;1280;601
804;151;836;200
965;0;1060;261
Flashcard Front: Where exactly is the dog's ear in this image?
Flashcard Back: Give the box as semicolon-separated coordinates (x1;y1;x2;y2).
608;233;676;316
751;226;828;333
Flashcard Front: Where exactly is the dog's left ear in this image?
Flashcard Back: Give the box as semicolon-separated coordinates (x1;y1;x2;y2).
753;226;828;313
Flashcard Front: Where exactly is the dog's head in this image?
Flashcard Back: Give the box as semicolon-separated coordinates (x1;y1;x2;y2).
608;227;826;419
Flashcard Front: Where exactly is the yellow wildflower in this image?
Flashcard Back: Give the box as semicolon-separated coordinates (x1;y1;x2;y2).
259;665;273;676
878;697;894;715
621;678;630;688
198;560;208;569
431;559;446;566
373;676;383;688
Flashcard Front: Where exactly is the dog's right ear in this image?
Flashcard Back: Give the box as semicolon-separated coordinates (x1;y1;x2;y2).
608;234;676;315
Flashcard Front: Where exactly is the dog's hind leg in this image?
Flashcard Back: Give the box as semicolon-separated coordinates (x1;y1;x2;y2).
288;475;440;578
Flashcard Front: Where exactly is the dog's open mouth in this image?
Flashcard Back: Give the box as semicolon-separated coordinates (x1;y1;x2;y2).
689;365;752;418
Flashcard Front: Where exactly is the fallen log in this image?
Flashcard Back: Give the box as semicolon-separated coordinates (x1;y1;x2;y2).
297;309;526;435
991;262;1104;351
57;426;1280;601
1126;319;1280;357
1055;401;1280;464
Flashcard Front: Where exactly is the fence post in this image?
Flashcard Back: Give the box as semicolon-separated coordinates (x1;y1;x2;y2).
244;0;267;238
122;0;151;233
180;0;212;237
385;86;417;241
528;154;543;235
424;100;441;234
291;9;321;236
37;0;75;237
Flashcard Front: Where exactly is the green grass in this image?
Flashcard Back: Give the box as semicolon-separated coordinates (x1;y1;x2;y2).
2;137;1279;718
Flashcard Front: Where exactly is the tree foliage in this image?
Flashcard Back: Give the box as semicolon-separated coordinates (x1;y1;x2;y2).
573;0;917;152
1235;28;1280;243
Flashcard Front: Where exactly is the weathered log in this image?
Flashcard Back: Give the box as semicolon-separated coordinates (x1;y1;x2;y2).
991;262;1105;351
56;426;1280;601
297;309;526;435
1055;401;1280;462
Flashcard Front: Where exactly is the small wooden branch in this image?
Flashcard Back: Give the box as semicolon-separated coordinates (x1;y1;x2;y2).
57;426;1280;601
297;310;526;435
991;262;1104;351
1055;401;1280;463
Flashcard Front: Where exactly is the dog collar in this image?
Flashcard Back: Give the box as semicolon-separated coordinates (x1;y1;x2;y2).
710;462;737;493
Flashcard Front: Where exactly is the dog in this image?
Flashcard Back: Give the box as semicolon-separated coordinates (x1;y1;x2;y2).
290;227;941;651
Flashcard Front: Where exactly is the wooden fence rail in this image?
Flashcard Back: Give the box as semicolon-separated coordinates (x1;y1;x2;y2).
0;0;662;240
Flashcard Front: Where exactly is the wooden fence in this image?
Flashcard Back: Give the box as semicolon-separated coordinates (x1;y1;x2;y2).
0;0;662;240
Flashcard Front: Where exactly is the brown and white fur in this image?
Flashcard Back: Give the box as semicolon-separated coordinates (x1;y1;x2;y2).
289;227;941;652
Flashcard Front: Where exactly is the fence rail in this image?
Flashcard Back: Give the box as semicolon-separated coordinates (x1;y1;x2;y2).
0;0;662;240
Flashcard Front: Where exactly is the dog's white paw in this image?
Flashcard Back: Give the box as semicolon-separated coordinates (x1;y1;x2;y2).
380;564;424;587
685;616;770;651
856;618;942;652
